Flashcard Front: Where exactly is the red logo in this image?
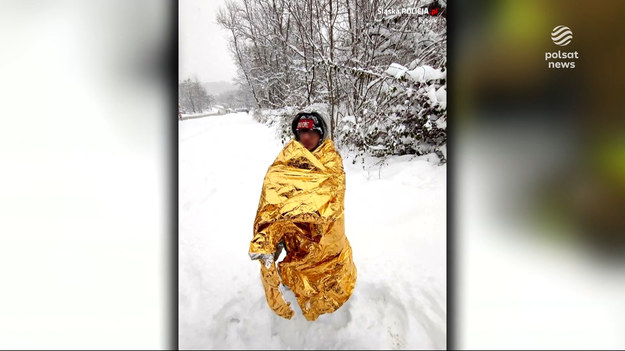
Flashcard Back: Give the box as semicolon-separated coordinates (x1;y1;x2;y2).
430;7;439;15
297;119;314;130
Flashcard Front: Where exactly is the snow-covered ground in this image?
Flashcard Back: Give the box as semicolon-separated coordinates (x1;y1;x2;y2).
181;107;222;119
179;112;446;349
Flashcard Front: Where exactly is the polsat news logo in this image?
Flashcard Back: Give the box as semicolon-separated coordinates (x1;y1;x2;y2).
545;25;579;69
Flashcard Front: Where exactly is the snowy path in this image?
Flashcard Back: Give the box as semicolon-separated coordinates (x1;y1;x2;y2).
179;113;446;349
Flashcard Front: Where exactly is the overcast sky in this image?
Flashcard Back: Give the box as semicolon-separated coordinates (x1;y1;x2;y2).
179;0;238;83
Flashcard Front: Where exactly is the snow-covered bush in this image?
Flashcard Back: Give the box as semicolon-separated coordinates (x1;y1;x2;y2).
252;106;297;144
361;62;446;161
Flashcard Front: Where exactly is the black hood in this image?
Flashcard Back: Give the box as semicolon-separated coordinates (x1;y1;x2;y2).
291;111;329;143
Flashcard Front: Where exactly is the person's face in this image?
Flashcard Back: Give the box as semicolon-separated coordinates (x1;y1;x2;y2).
297;129;321;151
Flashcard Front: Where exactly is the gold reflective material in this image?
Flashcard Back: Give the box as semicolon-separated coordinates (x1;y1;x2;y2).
250;138;357;321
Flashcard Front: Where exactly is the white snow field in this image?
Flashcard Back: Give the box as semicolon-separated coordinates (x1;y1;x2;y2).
179;112;446;349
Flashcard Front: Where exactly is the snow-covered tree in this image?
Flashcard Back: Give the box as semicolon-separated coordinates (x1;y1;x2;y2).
218;0;447;162
179;77;215;114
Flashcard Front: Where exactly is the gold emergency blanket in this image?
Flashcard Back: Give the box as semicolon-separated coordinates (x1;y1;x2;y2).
249;138;357;321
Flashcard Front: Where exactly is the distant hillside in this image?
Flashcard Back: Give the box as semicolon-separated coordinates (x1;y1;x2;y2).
202;81;237;96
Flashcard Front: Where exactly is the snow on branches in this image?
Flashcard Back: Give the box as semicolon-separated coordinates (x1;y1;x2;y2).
218;0;447;162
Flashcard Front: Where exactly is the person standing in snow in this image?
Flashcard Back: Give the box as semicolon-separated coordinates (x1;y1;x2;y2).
249;110;357;321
